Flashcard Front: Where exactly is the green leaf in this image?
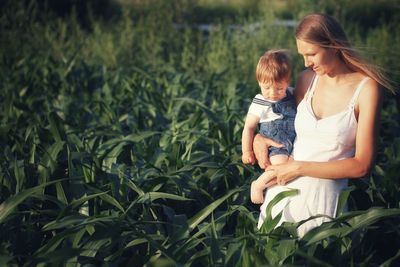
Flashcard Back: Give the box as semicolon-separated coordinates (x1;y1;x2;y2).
303;207;400;245
0;179;66;224
55;181;68;204
13;159;25;193
210;214;222;264
224;242;243;266
38;141;65;183
98;192;125;213
187;188;242;230
276;239;298;264
295;249;332;267
137;192;191;204
54;192;109;221
260;188;299;233
35;230;71;256
35;248;82;264
48;112;65;143
124;179;145;196
335;186;355;217
174;97;219;122
43;214;88;231
80;238;111;257
123;131;160;142
125;238;148;248
347;207;400;229
70;192;109;210
72;228;87;247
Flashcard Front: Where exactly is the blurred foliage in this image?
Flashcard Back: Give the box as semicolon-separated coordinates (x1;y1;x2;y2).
0;0;399;266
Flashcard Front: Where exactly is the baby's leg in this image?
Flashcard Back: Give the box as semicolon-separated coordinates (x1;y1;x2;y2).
270;154;289;165
250;154;289;204
251;170;275;204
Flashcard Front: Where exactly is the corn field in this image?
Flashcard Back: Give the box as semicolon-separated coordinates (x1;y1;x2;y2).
1;1;400;266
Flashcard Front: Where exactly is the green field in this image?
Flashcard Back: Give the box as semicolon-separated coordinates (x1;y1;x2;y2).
1;0;400;266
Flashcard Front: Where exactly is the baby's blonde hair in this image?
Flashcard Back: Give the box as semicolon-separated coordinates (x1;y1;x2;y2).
256;49;292;85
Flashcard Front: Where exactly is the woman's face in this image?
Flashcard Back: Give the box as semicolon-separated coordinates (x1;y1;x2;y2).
296;39;338;76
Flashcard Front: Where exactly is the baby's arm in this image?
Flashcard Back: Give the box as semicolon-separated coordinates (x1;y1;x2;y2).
242;114;259;164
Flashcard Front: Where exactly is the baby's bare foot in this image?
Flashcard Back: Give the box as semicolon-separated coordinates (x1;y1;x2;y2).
250;181;264;204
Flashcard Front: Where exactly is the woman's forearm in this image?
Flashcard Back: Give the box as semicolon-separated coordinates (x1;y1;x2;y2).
297;157;371;179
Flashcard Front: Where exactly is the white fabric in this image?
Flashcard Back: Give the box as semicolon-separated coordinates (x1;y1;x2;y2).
257;75;370;237
247;94;282;123
248;87;294;123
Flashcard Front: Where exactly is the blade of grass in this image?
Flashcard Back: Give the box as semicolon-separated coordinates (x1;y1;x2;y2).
0;179;66;224
187;187;242;231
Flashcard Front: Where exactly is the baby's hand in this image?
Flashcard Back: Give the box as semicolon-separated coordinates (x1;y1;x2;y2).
242;151;256;164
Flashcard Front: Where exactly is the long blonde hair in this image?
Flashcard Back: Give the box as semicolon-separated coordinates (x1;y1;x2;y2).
295;13;396;93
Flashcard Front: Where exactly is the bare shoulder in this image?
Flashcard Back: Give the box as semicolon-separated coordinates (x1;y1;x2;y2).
294;69;315;104
357;77;382;114
359;78;381;104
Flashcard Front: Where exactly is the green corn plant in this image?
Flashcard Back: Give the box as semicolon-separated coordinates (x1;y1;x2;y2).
0;0;399;266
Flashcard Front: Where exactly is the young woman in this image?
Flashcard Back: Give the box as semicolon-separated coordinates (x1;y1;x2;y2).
252;13;396;237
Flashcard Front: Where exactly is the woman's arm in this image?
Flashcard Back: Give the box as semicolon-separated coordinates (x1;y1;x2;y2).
267;79;382;185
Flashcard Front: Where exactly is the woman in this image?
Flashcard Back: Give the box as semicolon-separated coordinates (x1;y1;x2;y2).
253;13;396;237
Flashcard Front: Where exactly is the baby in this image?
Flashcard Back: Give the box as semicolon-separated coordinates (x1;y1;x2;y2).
241;49;297;204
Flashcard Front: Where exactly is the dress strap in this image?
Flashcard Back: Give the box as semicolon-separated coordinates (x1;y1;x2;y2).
349;77;370;109
305;74;318;102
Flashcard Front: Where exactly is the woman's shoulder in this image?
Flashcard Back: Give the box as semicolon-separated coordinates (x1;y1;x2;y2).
297;69;315;86
358;76;381;104
351;73;380;97
294;69;315;103
353;73;382;117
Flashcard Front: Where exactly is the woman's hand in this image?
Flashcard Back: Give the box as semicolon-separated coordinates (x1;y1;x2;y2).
266;159;301;186
253;134;284;169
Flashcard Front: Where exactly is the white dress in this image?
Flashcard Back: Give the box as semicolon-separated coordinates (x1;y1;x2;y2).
257;75;370;237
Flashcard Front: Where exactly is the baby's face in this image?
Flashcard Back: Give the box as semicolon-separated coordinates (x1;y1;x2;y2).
258;80;289;101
